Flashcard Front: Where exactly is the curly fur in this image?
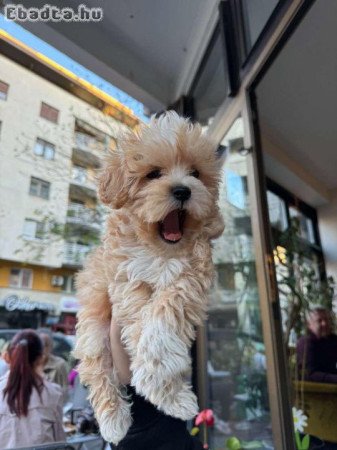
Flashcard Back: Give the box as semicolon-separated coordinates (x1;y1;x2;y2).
74;112;224;444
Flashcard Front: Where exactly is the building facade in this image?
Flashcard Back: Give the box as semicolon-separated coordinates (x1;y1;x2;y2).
0;45;138;330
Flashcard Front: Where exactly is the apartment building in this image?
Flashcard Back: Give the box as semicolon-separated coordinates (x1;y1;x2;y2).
0;40;139;330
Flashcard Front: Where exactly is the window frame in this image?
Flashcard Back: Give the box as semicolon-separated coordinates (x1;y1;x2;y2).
23;218;45;240
29;176;51;200
9;268;33;289
34;138;55;160
0;80;9;101
267;178;326;281
40;102;59;124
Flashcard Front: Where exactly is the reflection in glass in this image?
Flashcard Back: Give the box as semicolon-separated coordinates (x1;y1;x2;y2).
208;117;274;449
241;0;280;54
267;190;288;231
191;26;229;127
289;206;315;244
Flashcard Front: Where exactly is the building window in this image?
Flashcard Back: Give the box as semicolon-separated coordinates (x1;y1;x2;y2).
29;177;50;199
34;138;55;160
40;102;59;123
0;80;9;101
23;219;45;240
9;268;33;289
62;275;76;293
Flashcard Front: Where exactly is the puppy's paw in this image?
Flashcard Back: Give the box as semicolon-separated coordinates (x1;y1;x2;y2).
98;399;132;444
159;384;199;420
135;321;190;379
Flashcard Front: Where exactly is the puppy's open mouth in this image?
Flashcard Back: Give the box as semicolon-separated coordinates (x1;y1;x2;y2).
159;209;186;244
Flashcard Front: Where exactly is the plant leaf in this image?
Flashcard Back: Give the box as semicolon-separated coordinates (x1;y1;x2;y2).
226;437;242;450
301;434;310;450
242;441;263;449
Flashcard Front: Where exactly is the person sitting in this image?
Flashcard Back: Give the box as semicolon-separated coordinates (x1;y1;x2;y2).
297;306;337;383
0;329;66;449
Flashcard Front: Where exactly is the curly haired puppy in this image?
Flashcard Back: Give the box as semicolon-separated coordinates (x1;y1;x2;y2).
74;112;224;444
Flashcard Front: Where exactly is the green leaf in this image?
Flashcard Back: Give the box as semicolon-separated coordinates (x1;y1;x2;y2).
190;427;199;436
242;441;263;449
226;437;242;450
301;434;310;450
295;431;302;450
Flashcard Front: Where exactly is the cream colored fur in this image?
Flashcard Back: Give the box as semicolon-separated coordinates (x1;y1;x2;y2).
74;112;224;444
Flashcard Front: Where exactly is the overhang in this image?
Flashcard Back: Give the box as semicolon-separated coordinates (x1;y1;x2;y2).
3;0;219;112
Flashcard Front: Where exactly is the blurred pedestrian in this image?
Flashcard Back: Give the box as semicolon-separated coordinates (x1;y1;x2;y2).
0;329;65;448
0;340;9;378
38;329;68;397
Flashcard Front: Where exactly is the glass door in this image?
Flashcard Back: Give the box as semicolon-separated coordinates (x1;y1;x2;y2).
202;96;295;450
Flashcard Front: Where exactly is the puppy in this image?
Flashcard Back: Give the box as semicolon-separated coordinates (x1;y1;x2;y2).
73;112;224;444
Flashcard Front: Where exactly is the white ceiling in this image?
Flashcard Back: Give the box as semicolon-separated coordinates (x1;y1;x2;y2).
10;0;219;111
256;0;337;206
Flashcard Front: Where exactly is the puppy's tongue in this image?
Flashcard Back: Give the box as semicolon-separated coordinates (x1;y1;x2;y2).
162;210;182;242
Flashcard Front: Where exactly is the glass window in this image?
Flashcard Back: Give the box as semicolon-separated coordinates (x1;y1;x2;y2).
9;268;33;288
34;138;55;160
267;190;288;231
40;102;59;123
208;117;274;448
190;26;229;127
240;0;280;54
29;177;50;199
44;145;55;160
23;219;44;240
289;206;316;244
0;80;9;100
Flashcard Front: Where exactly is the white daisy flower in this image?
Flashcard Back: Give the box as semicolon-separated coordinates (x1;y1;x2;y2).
292;407;308;433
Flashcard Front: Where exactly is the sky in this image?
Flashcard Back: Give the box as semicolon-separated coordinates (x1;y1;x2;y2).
0;14;148;122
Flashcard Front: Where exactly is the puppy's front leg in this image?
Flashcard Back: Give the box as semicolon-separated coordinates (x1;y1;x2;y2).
74;249;132;444
131;308;198;420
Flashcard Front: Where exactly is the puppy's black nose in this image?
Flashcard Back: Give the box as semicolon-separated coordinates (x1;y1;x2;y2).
172;185;191;202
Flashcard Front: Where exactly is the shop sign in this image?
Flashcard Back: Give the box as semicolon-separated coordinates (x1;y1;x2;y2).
3;295;55;312
60;296;80;312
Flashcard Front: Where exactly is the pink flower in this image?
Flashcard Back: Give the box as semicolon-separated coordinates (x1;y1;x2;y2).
195;409;214;427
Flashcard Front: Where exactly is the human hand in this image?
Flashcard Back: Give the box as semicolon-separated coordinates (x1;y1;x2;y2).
109;317;131;385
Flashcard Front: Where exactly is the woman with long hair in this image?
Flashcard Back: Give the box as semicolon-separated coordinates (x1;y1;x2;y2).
0;329;66;448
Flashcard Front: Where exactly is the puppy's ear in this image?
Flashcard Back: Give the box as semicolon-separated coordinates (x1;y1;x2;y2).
98;149;128;209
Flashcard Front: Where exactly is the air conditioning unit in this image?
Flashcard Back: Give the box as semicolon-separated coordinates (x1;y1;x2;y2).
51;275;64;287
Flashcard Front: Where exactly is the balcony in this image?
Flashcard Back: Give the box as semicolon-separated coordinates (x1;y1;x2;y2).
66;203;102;230
63;242;92;267
72;132;104;168
70;165;97;199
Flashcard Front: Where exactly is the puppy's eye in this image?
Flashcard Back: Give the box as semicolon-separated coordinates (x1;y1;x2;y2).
146;169;162;179
190;169;200;179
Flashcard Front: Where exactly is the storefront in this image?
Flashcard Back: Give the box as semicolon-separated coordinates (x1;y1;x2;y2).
0;293;55;329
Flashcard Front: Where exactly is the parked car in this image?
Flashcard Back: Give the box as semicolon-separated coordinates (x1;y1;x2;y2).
0;329;74;362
